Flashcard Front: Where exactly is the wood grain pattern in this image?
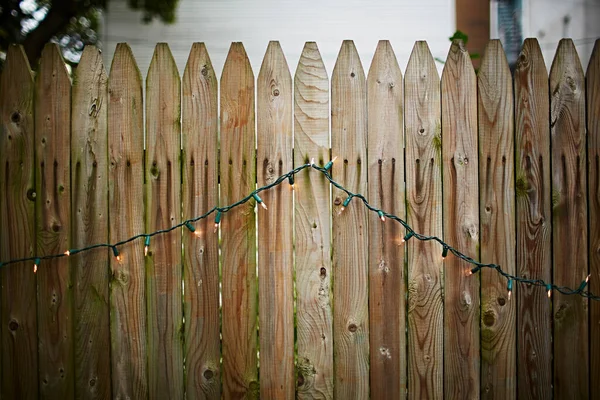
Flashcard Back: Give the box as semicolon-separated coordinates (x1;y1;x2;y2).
35;43;74;399
257;41;294;400
0;44;38;400
404;41;443;400
71;46;111;400
145;43;183;400
182;42;220;399
588;39;600;400
441;40;480;400
514;38;552;400
477;40;516;399
107;43;148;400
331;40;369;399
549;39;588;399
220;42;258;399
366;40;405;399
293;42;333;400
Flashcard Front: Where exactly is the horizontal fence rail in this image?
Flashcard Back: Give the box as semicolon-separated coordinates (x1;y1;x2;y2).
1;38;599;399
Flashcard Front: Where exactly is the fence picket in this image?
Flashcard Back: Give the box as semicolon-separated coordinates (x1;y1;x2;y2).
145;43;183;400
220;42;258;399
441;40;480;399
0;44;38;400
35;43;74;399
331;40;369;399
294;42;334;400
550;39;588;399
588;39;600;400
405;41;443;400
477;40;516;398
71;46;111;400
108;43;147;399
514;38;552;400
367;39;406;399
257;41;295;399
182;42;220;399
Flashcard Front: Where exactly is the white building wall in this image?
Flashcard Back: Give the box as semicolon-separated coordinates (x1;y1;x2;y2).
101;0;456;78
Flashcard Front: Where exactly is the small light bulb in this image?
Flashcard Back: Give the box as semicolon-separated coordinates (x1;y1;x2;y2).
546;284;552;298
214;211;222;233
34;258;40;273
112;246;121;262
586;274;590;283
310;158;315;167
253;193;267;210
401;231;415;243
144;236;151;256
442;246;449;260
194;230;202;238
64;250;70;256
507;279;513;301
377;211;385;222
324;156;337;171
288;175;295;190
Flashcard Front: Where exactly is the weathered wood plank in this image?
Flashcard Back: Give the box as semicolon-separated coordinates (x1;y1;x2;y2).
220;42;258;399
514;38;552;400
588;39;600;400
549;38;588;399
331;40;369;399
257;41;294;400
0;44;38;400
293;42;333;400
477;39;516;399
35;43;74;399
107;43;147;399
366;40;405;399
145;43;183;400
182;42;220;399
441;40;479;399
71;46;111;400
404;41;443;400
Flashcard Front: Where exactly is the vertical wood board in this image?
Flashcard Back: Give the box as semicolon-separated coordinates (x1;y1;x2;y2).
514;38;552;400
404;41;443;400
588;39;600;400
145;43;183;400
477;40;516;398
550;39;588;399
0;44;38;400
35;43;74;399
257;41;294;400
293;42;334;400
366;39;406;399
182;42;221;399
331;40;369;400
220;42;258;399
107;43;148;400
71;46;111;400
441;40;480;400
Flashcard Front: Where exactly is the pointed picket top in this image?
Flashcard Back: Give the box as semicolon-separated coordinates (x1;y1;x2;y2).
515;38;548;82
222;42;254;83
39;43;70;84
550;39;585;131
441;39;476;83
148;43;180;81
258;41;292;130
333;40;365;85
183;42;216;88
109;43;142;85
406;40;439;81
77;45;107;79
294;42;329;149
2;44;34;87
479;40;511;88
259;41;291;82
368;40;402;85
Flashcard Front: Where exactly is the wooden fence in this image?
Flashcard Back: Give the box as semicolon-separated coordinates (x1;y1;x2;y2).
0;37;598;399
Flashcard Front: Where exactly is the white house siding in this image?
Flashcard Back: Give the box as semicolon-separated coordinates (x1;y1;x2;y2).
101;0;456;79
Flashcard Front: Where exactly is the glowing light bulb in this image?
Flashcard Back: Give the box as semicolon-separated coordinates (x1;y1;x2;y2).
442;246;449;260
377;211;385;222
144;236;151;256
34;258;40;273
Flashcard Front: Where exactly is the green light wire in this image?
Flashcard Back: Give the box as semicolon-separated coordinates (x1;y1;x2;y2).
0;161;597;301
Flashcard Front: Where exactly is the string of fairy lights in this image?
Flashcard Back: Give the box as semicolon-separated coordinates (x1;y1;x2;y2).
0;159;597;301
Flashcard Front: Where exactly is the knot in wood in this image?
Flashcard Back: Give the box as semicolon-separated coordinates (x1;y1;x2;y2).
203;369;214;379
8;319;19;331
10;111;21;124
348;323;358;333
